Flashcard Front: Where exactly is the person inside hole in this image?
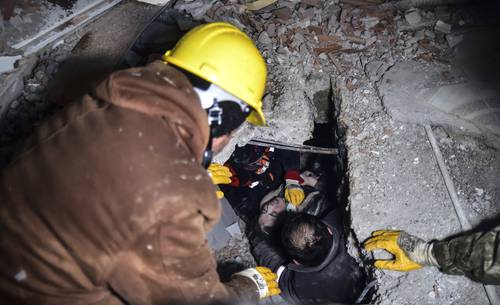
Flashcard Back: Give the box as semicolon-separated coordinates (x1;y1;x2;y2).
249;208;369;305
258;170;330;235
245;169;369;304
217;144;304;223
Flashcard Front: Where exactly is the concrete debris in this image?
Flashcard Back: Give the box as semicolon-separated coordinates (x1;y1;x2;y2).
300;0;321;7
0;55;22;74
446;33;463;48
404;10;422;26
273;7;293;21
258;31;272;45
2;1;499;304
135;0;171;5
435;20;452;34
245;0;277;11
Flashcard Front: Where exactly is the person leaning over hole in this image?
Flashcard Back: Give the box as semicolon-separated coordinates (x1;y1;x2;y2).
0;23;280;305
249;208;369;304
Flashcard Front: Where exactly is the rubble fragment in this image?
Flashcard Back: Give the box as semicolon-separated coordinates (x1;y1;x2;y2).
272;7;293;21
0;55;22;74
446;34;463;48
404;10;422;26
245;0;277;11
135;0;171;6
435;20;451;34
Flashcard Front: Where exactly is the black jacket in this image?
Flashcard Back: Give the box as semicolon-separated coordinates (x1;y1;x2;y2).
249;210;366;305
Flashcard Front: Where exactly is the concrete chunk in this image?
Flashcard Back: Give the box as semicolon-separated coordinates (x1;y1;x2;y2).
435;20;452;34
405;10;422;26
446;34;463;48
0;56;22;74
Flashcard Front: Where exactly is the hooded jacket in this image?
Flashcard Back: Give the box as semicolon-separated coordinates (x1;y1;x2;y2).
0;61;256;305
250;210;366;305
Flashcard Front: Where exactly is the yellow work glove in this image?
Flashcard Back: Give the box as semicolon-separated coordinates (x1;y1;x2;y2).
207;163;232;199
284;183;305;207
233;266;281;299
363;230;437;272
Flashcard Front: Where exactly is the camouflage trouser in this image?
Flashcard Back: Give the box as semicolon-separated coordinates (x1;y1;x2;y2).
433;225;500;285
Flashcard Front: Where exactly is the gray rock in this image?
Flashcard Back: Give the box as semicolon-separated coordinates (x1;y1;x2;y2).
435;20;452;34
258;31;272;45
405;10;422;26
0;56;22;74
266;23;276;37
406;30;425;45
360;16;380;29
446;34;463;49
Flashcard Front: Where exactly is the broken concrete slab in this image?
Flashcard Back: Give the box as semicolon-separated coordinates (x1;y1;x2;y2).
0;55;22;74
445;33;463;48
377;61;500;147
435;20;451;34
0;55;37;117
4;0;124;55
404;10;421;26
136;0;171;5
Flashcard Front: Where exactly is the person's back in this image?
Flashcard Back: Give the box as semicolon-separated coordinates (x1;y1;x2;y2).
279;211;366;305
0;62;231;305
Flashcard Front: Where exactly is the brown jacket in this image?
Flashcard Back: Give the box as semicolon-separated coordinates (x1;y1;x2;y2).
0;61;257;305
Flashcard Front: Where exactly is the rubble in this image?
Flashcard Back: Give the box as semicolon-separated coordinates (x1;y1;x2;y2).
404;10;422;26
1;0;499;304
445;33;463;48
0;55;22;74
136;0;171;5
435;20;452;34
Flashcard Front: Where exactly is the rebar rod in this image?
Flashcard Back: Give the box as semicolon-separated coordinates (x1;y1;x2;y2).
248;138;338;155
424;124;499;305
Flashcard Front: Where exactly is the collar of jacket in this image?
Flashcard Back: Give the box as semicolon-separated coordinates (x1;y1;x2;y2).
286;222;341;273
93;61;210;162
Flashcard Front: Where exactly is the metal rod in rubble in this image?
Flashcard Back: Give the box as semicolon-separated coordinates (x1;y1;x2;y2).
248;138;339;155
424;124;499;305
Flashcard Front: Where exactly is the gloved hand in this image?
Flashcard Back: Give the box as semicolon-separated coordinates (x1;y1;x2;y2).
207;163;232;199
363;230;438;272
232;266;281;299
284;182;305;207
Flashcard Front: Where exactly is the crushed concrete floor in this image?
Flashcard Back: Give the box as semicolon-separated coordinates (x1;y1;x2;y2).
1;0;500;304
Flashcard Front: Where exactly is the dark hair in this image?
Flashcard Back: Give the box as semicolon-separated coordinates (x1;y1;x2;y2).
281;213;333;266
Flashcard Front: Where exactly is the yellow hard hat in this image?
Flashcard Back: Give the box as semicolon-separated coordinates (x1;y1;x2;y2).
162;22;267;126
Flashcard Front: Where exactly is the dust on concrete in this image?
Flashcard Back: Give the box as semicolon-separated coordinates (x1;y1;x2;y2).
0;1;160;167
46;0;78;10
0;0;498;304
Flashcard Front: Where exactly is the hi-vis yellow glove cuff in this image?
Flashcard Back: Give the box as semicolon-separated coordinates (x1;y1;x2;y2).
363;230;423;272
207;163;232;199
233;267;281;299
207;163;232;185
285;185;305;207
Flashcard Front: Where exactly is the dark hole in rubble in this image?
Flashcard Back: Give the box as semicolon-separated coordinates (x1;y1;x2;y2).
213;86;375;303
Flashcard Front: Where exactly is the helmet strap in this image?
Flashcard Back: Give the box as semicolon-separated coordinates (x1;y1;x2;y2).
201;129;214;169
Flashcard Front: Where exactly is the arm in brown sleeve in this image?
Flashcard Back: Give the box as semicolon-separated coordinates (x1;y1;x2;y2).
432;225;500;285
106;209;259;305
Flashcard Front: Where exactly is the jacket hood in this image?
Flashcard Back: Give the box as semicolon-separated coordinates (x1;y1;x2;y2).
93;61;209;162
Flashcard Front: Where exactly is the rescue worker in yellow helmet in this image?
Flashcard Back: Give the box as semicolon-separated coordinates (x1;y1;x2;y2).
0;22;279;305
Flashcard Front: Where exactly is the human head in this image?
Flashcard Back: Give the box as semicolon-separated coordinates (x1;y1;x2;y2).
162;22;267;167
258;196;286;234
281;213;333;266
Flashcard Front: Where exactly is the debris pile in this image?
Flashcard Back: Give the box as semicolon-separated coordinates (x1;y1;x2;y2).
0;1;497;304
0;40;76;166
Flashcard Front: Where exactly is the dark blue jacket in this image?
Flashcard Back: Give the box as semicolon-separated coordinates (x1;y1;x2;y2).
249;210;366;305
